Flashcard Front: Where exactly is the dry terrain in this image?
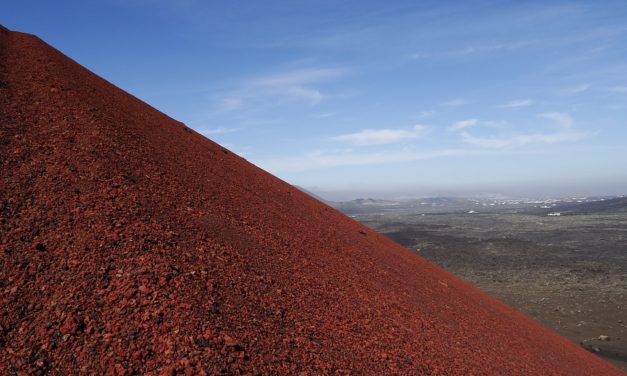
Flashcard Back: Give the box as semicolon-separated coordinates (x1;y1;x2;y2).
355;209;627;370
2;25;624;374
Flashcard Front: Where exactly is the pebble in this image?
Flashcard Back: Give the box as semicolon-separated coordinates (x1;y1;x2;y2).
223;335;237;347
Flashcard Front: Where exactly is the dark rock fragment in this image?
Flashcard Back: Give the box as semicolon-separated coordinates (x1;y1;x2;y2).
209;304;219;314
194;338;211;348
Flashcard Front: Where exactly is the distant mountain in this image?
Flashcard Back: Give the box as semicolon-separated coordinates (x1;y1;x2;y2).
330;198;403;215
332;197;482;215
405;197;477;208
334;195;627;216
551;196;627;215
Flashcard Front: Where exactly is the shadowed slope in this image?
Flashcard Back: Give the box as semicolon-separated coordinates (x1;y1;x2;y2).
0;26;623;375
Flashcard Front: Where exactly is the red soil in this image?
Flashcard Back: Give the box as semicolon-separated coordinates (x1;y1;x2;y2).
0;25;623;375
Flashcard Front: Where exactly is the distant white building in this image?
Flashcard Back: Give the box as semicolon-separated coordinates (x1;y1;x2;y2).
548;212;561;216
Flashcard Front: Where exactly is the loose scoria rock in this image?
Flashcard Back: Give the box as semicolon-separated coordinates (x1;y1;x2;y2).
0;24;622;375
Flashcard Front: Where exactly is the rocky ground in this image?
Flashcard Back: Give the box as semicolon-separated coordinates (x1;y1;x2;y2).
2;24;623;374
357;211;627;370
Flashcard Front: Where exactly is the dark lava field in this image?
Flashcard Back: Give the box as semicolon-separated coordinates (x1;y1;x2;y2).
354;206;627;370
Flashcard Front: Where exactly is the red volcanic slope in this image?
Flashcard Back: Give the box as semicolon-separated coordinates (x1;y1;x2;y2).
0;26;623;375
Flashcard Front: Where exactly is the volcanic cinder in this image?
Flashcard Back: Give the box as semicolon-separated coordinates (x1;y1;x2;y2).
0;25;623;375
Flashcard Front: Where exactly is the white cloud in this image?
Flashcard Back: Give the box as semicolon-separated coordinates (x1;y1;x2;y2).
456;41;530;56
460;132;510;149
282;86;323;105
499;99;533;108
538;112;573;128
218;67;345;111
558;84;590;96
200;127;240;136
452;112;586;149
411;41;530;60
450;119;478;130
218;97;243;111
250;68;344;87
331;125;426;146
449;119;508;132
440;98;470;107
460;131;583;149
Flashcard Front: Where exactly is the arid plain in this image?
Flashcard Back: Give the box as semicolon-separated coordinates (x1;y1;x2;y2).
343;198;627;370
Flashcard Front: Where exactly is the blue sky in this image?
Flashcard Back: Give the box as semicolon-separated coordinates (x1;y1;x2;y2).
4;1;627;199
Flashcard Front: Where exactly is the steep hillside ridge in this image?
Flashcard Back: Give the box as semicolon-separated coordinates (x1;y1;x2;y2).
0;26;622;375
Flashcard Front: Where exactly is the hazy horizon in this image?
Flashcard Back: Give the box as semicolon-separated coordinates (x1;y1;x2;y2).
305;178;627;202
4;1;627;197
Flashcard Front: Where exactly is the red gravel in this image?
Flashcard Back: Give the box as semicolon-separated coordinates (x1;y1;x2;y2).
0;25;623;375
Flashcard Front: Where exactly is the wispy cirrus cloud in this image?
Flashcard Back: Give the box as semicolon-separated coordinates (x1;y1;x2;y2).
217;67;346;111
457;112;585;149
331;125;426;146
557;84;591;96
455;41;531;56
200;127;241;136
460;130;583;149
440;98;470;107
449;119;478;131
219;97;244;111
499;99;533;108
537;112;573;128
249;68;344;87
412;41;530;60
258;110;591;174
449;119;507;131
